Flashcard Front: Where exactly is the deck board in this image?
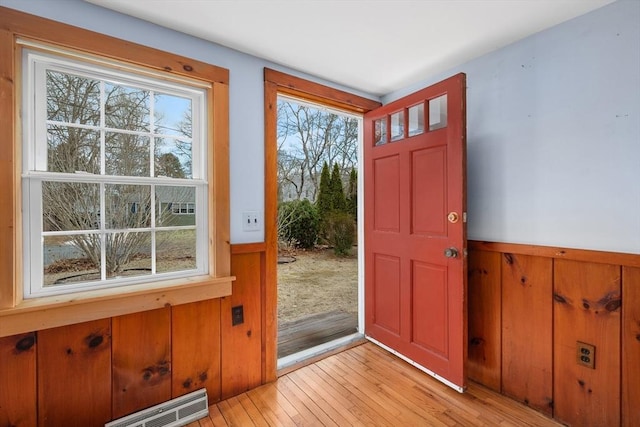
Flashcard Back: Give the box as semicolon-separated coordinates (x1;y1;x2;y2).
277;310;358;358
206;342;560;426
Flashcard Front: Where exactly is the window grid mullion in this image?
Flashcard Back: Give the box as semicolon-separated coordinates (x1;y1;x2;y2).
23;47;208;299
100;181;106;281
151;184;157;275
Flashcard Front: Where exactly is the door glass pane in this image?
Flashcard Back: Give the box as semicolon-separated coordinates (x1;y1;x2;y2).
390;111;404;141
374;118;387;146
408;104;425;136
429;95;448;131
156;229;197;273
44;234;101;287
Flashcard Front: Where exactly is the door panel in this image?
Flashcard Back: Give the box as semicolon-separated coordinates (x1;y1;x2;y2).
412;147;446;235
373;254;402;335
364;74;467;391
412;261;448;355
373;156;401;232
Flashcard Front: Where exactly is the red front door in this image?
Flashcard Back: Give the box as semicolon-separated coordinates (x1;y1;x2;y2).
364;74;467;391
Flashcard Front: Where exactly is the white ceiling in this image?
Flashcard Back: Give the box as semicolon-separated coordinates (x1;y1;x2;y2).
86;0;614;96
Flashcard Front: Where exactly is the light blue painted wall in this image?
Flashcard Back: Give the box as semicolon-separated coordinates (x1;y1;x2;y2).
2;0;638;253
384;0;640;254
0;0;378;244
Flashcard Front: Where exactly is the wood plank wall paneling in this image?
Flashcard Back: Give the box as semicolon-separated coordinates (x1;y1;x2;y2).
467;250;501;391
37;319;111;427
553;260;621;426
622;266;640;427
501;253;553;416
112;308;172;419
172;299;222;403
221;252;263;398
0;242;638;426
0;333;36;426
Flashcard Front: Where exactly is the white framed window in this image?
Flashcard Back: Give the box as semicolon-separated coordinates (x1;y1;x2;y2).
22;47;209;298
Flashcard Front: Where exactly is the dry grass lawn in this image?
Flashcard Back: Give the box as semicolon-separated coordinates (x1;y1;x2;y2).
277;248;358;324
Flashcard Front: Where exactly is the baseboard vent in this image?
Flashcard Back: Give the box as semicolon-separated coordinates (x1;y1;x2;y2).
105;388;209;427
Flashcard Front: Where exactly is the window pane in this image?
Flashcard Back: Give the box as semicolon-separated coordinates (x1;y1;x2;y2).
156;229;197;273
105;83;150;131
155;138;192;178
156;186;196;226
390;111;404;141
43;234;101;287
155;93;192;137
429;94;448;131
47;125;100;174
374;118;387;146
105;132;150;176
43;181;100;231
46;70;100;126
105;231;151;279
408;104;425;136
105;184;151;229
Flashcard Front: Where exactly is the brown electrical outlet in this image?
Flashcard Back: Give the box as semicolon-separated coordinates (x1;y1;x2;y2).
577;341;595;369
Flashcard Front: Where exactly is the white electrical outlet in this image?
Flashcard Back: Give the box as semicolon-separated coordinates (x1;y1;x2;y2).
242;211;260;231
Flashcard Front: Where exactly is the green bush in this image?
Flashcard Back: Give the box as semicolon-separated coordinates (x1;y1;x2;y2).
278;199;320;249
326;212;355;256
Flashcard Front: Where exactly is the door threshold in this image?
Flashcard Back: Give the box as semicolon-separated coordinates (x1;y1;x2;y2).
277;332;365;376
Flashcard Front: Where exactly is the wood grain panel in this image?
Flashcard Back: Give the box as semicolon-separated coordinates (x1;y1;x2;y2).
501;253;553;415
172;299;221;403
0;28;15;310
264;79;279;383
221;253;263;398
0;7;228;84
37;319;111;427
0;333;36;427
622;266;640;427
264;68;381;114
553;259;620;426
469;240;640;268
467;250;501;391
112;308;171;419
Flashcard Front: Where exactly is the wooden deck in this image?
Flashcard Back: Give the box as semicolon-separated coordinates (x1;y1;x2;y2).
187;342;561;426
277;310;358;359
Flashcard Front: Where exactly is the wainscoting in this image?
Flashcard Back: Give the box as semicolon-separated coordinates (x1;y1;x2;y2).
1;241;638;426
468;241;640;427
0;244;266;427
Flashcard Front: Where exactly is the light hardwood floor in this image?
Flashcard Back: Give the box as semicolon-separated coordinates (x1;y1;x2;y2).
189;342;560;426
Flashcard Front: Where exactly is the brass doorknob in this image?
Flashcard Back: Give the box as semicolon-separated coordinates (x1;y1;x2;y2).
444;247;459;258
447;212;459;223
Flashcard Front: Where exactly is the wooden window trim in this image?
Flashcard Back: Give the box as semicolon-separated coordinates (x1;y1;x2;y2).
0;7;233;338
263;68;381;382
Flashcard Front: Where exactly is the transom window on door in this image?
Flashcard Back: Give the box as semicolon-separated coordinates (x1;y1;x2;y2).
22;47;209;298
373;94;448;146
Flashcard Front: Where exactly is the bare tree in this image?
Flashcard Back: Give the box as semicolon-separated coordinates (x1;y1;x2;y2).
277;99;358;202
44;71;189;276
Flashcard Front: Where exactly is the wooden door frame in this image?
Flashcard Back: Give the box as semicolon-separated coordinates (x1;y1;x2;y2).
263;69;380;381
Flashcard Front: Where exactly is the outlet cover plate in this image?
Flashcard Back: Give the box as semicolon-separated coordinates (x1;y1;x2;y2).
576;341;595;369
